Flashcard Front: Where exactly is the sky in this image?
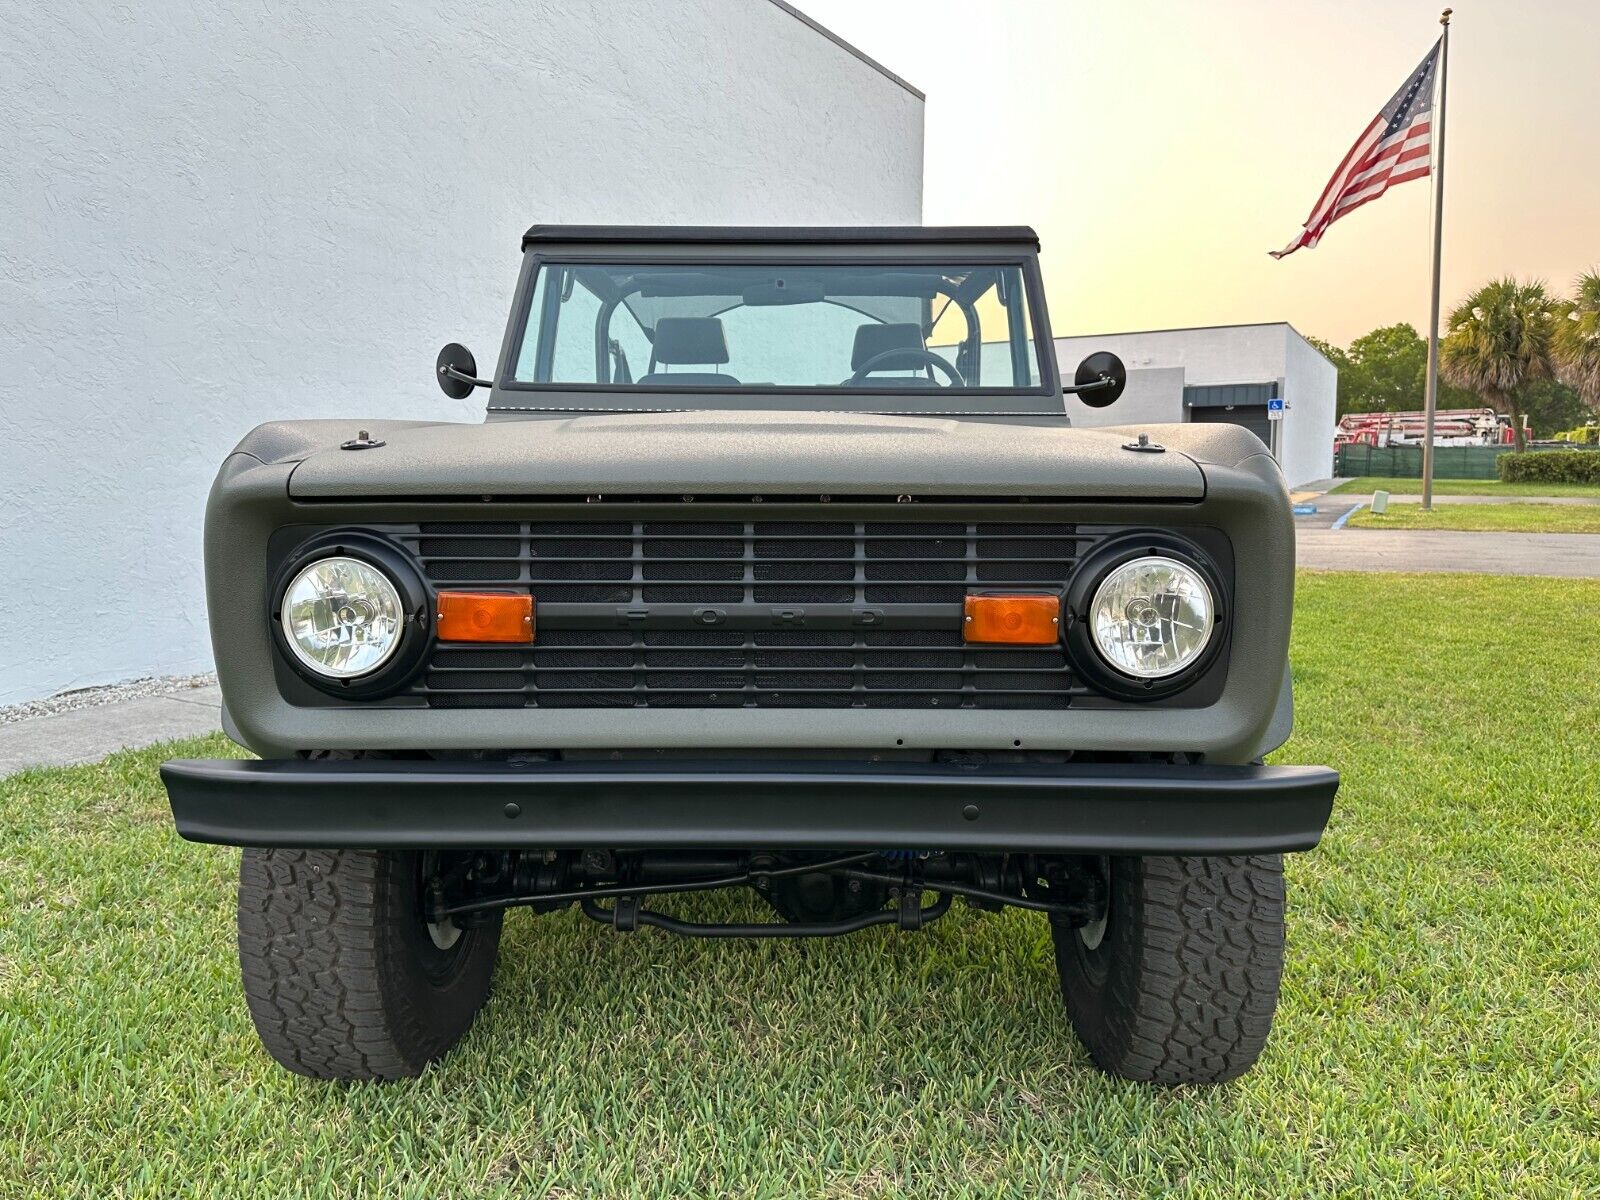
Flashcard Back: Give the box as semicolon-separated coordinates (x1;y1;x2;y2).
790;0;1600;348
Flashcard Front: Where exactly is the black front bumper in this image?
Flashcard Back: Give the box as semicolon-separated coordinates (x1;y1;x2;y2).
162;758;1338;855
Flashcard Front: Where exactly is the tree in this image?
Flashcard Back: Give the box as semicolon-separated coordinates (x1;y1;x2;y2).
1343;324;1430;412
1311;323;1474;415
1519;377;1590;439
1439;278;1558;452
1552;269;1600;410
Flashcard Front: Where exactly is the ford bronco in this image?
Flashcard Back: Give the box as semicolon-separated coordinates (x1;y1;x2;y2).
162;225;1338;1083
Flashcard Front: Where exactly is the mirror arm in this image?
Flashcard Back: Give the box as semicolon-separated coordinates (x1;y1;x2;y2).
1061;373;1115;395
440;364;493;390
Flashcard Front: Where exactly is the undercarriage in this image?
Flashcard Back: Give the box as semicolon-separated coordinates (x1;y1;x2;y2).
423;848;1109;938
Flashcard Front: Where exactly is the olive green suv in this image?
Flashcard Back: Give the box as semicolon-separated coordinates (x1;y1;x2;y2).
163;226;1337;1083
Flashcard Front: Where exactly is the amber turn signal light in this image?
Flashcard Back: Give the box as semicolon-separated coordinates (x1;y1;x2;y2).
436;591;535;643
963;593;1061;645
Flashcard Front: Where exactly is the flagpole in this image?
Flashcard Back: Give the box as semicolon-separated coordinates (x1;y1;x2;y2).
1421;9;1452;510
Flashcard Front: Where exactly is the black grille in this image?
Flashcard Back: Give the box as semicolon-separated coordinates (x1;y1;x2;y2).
402;516;1103;710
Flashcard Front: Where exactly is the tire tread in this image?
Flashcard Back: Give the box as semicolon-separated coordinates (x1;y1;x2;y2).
237;848;496;1081
1057;854;1285;1085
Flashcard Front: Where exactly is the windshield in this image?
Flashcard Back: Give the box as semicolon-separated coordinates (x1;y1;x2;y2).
508;262;1046;393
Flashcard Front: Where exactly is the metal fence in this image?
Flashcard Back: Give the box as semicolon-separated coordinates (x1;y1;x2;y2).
1331;444;1559;479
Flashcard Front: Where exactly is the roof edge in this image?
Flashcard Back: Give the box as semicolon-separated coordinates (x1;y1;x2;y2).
521;225;1040;249
1053;321;1336;370
763;1;924;100
1054;321;1297;341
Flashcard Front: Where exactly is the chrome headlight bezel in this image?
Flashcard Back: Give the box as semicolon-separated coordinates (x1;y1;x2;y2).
1063;532;1229;702
269;532;430;698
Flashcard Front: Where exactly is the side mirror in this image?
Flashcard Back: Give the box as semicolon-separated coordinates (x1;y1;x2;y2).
1066;351;1127;408
436;343;491;399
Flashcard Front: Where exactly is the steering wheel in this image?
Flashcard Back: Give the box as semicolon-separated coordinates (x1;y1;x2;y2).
846;347;966;387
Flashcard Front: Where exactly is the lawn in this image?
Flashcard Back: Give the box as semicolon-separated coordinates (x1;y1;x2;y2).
3;573;1598;1199
1346;502;1600;534
1329;475;1600;498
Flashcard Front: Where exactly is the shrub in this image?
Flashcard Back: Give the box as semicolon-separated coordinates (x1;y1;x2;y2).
1498;450;1600;484
1555;426;1599;444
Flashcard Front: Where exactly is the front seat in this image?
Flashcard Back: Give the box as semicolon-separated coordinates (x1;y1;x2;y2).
849;322;933;386
638;317;739;386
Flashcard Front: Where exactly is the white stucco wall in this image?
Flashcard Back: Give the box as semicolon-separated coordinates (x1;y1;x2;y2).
0;0;923;705
1058;325;1295;385
1063;366;1184;428
1055;324;1337;487
1280;327;1338;489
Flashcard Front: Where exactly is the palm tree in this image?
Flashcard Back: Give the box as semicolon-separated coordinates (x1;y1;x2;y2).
1552;270;1600;410
1440;277;1557;452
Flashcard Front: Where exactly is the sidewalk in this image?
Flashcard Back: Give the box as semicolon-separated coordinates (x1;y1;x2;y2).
1333;492;1600;507
0;680;222;777
1296;528;1600;577
1291;480;1600;574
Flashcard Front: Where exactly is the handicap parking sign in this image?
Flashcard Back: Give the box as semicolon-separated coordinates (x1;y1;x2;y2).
1267;397;1285;421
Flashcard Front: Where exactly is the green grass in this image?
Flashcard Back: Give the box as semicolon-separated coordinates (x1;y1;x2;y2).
4;573;1599;1198
1346;502;1600;534
1329;475;1600;498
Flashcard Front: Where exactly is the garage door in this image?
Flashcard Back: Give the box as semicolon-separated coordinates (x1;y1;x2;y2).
1189;403;1271;443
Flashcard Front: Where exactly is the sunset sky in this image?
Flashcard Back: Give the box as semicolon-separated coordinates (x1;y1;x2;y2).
792;0;1599;347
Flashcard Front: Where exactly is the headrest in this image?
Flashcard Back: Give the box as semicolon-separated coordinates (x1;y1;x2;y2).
651;317;729;365
636;372;740;387
851;322;927;372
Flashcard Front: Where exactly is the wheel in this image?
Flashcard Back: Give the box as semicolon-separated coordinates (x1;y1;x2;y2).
1052;854;1285;1085
237;848;502;1080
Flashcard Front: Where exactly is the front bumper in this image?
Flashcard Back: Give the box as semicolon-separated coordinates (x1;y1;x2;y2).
162;758;1338;855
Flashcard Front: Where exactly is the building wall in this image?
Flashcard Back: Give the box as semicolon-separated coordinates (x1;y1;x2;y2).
1280;326;1339;489
0;0;924;704
1055;324;1337;488
1063;366;1184;427
1058;325;1292;384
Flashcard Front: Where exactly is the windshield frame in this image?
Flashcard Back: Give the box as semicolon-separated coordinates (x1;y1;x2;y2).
488;246;1062;415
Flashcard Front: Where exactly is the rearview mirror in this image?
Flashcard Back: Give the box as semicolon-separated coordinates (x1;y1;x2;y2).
436;343;490;399
1069;351;1127;408
743;280;827;306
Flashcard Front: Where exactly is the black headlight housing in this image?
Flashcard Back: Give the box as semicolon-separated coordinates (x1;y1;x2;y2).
1064;530;1230;703
268;530;433;700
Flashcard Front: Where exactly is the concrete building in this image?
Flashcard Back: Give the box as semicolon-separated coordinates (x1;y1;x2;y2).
1055;323;1337;488
0;0;924;705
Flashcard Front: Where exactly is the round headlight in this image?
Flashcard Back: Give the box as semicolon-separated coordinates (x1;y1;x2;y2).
1089;556;1216;679
279;556;404;678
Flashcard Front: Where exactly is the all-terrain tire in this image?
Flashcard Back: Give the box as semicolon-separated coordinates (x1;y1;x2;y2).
237;848;502;1080
1052;854;1285;1085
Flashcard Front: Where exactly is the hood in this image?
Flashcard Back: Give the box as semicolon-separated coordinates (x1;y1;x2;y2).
281;410;1207;500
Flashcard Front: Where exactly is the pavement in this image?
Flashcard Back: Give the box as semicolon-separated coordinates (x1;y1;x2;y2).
1291;479;1600;577
1296;528;1600;576
1326;492;1600;507
0;683;222;777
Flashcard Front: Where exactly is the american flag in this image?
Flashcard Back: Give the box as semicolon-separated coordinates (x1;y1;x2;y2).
1271;40;1441;258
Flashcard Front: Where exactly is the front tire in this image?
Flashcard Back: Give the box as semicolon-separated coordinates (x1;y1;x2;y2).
1052;854;1285;1085
237;848;502;1080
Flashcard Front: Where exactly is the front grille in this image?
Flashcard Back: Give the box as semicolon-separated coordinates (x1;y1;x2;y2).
399;515;1107;710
